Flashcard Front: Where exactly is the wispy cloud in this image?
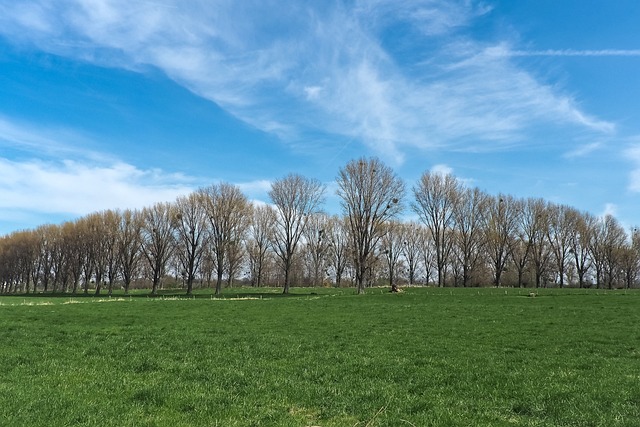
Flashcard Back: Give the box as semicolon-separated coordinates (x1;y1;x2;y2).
564;142;604;159
502;49;640;57
429;163;477;187
397;50;614;153
0;1;618;163
356;0;493;36
236;179;273;204
601;203;618;218
0;116;103;159
625;143;640;193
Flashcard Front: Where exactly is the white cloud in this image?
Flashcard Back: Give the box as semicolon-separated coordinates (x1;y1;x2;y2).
430;164;454;176
236;179;272;193
0;0;618;163
236;179;273;202
303;86;323;100
601;203;618;218
0;157;194;216
625;144;640;193
428;163;478;188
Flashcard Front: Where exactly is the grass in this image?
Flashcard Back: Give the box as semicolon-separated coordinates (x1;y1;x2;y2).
0;287;639;426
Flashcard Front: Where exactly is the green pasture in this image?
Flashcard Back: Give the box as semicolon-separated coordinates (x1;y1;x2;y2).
0;287;639;426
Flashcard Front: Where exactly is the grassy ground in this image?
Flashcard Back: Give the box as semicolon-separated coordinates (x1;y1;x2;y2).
0;287;639;426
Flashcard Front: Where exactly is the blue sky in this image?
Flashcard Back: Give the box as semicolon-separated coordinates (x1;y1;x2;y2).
1;0;640;235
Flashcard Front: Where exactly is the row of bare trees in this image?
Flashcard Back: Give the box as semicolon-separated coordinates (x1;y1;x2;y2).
1;158;639;294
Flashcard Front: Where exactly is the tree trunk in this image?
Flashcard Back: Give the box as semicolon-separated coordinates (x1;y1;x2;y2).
186;277;193;296
215;269;223;295
151;267;160;295
517;269;524;288
283;265;291;294
577;271;584;288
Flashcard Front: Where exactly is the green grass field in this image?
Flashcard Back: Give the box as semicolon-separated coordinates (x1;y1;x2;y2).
1;287;639;426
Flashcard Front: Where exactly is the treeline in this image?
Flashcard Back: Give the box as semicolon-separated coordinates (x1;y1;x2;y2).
1;157;638;295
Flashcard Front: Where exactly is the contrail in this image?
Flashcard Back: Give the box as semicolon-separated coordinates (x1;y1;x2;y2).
508;49;640;57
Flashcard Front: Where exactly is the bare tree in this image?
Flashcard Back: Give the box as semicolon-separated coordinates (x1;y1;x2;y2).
400;222;422;286
568;211;595;288
336;158;404;294
60;220;85;295
0;235;15;293
380;221;405;287
23;230;40;293
117;209;143;294
73;216;96;294
509;234;529;288
48;224;68;293
225;238;246;288
82;212;110;296
325;215;350;287
140;202;176;295
246;205;275;287
418;226;436;285
452;187;489;287
0;230;40;293
270;173;325;294
412;171;461;287
302;213;331;287
511;198;540;288
200;245;216;289
0;235;13;293
101;210;122;296
522;199;553;288
33;224;57;293
174;192;209;295
621;228;640;289
56;220;85;293
201;183;251;295
546;204;575;287
2;230;39;293
483;195;521;287
598;215;627;289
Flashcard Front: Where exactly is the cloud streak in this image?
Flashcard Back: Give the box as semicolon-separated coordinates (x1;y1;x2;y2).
563;142;603;159
0;116;113;161
504;49;640;57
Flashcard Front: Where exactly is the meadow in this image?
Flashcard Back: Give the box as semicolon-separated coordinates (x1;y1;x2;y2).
0;287;639;426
